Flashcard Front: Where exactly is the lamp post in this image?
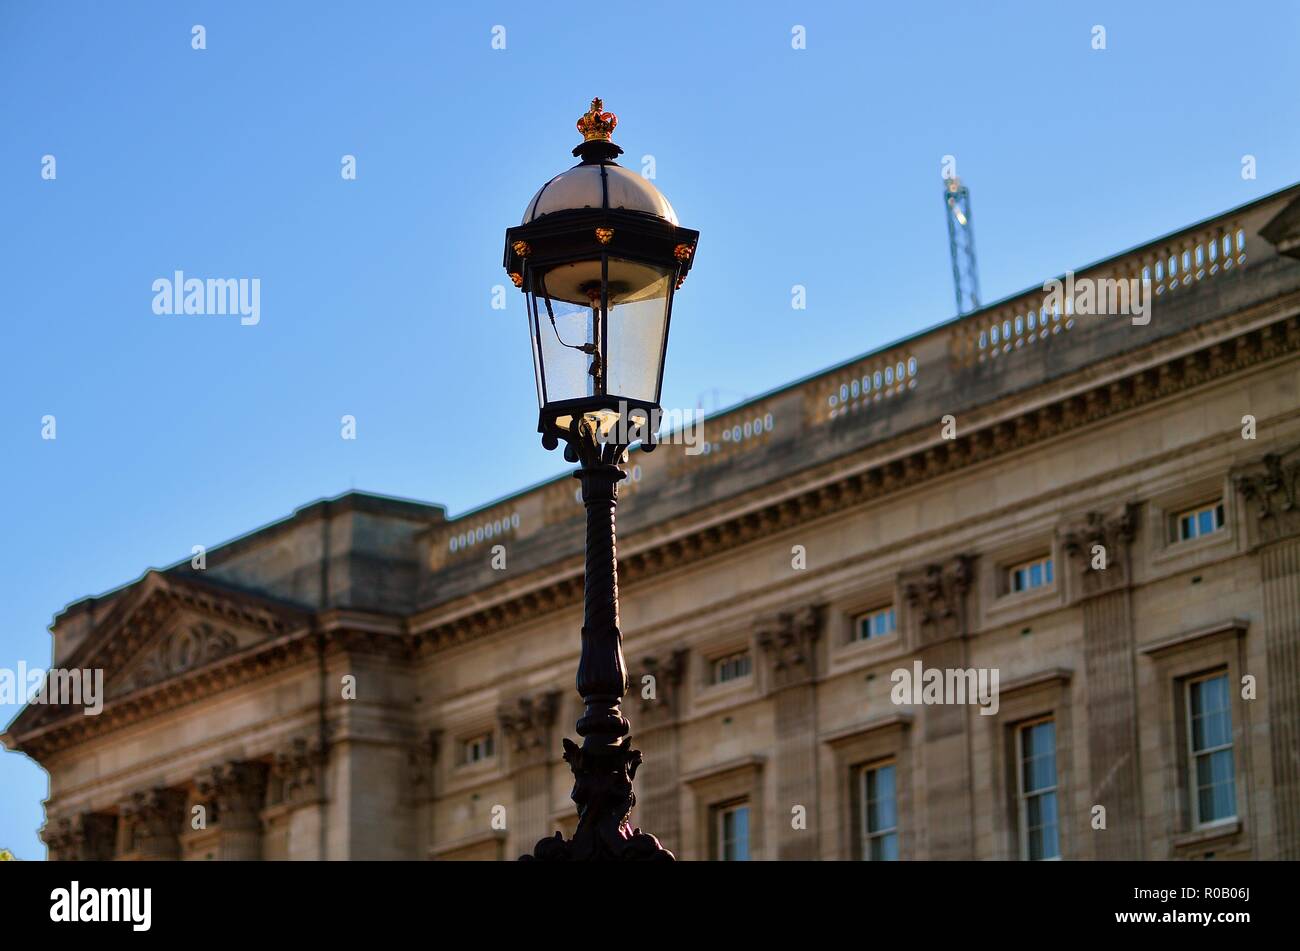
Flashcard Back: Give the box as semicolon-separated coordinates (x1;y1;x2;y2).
504;98;699;861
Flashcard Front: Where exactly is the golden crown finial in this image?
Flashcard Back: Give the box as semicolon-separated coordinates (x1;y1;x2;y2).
576;97;618;142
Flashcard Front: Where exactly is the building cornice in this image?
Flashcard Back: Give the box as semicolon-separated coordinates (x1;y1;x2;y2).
409;303;1300;657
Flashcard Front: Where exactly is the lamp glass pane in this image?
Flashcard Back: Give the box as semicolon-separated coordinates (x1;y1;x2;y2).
605;257;672;404
530;264;601;405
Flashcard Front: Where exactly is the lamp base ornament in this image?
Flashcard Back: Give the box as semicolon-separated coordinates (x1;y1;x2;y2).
521;737;674;861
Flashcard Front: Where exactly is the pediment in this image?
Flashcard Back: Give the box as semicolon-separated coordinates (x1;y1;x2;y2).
17;572;310;733
4;572;313;756
107;610;262;699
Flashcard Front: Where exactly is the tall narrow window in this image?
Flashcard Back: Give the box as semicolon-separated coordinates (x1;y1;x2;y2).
860;762;898;860
715;802;751;861
1188;672;1236;826
1017;719;1060;860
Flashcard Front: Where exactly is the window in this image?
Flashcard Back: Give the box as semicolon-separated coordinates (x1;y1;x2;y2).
1173;500;1225;543
1008;555;1054;594
1187;673;1236;826
715;802;751;860
853;605;897;643
860;762;898;860
712;651;752;684
460;732;494;765
1016;719;1060;860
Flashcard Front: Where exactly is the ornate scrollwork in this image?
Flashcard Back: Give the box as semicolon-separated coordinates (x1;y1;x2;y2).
522;738;672;861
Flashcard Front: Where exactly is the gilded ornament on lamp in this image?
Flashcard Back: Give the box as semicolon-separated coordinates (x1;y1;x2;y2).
512;240;531;258
595;227;614;245
576;97;618;142
673;243;694;261
508;272;523;288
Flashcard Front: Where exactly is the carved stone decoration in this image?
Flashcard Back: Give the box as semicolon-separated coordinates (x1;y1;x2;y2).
498;691;561;766
757;605;823;857
1234;443;1300;858
902;555;975;645
194;760;269;827
1061;503;1141;599
272;737;328;807
1235;447;1300;546
127;620;239;693
119;787;187;859
636;649;688;724
41;812;116;861
408;728;442;799
757;605;822;691
521;737;671;862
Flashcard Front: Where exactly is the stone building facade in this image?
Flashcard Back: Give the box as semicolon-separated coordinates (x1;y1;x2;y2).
7;185;1300;861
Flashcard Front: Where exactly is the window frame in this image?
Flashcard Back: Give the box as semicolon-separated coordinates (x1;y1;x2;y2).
1015;716;1061;861
1007;554;1054;595
713;799;752;861
1171;499;1226;544
858;759;899;861
711;649;753;685
852;605;898;644
1185;670;1237;830
459;730;496;766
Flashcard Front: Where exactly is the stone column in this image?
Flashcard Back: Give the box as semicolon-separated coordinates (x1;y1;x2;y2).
632;649;688;855
902;555;976;859
1062;504;1143;859
758;605;822;860
42;812;116;861
1236;447;1300;858
272;736;329;860
119;787;186;860
498;691;560;856
195;760;270;860
408;729;442;859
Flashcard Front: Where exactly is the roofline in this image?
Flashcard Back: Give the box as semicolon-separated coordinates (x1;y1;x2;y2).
55;490;446;621
671;181;1300;430
419;181;1300;525
49;181;1300;612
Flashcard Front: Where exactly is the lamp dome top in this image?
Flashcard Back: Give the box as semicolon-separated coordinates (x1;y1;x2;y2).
519;98;678;226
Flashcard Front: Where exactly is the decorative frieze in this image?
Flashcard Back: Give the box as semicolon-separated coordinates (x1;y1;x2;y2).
409;311;1300;660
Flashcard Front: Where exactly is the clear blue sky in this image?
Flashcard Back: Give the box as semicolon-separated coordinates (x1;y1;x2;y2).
2;1;1297;858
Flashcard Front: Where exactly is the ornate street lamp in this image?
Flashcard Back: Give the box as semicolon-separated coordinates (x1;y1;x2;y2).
503;98;699;861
